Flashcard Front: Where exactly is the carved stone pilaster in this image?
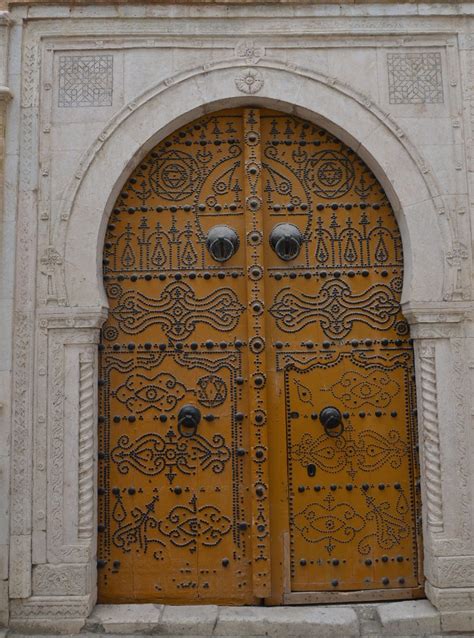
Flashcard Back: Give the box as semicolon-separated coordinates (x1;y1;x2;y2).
407;303;473;559
43;323;101;563
78;352;95;540
418;344;443;533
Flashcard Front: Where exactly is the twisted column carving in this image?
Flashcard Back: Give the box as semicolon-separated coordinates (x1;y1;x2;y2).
78;352;95;538
419;344;443;533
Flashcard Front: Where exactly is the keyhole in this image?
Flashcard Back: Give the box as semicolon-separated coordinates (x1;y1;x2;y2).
307;464;316;478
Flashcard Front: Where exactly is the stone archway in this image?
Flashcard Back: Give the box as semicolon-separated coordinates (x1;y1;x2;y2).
97;105;424;605
9;63;473;631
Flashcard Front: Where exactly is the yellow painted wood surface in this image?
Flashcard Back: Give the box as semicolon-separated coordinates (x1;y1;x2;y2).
99;108;422;604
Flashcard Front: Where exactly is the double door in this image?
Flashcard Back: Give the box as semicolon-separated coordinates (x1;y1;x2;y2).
98;108;422;604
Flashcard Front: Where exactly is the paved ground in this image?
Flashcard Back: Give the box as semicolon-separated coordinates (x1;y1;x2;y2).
3;632;474;637
3;600;474;636
5;635;474;638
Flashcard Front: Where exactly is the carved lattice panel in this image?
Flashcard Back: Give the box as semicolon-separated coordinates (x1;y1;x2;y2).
99;108;422;604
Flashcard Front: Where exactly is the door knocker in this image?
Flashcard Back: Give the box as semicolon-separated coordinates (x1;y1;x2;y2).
319;406;344;438
269;223;303;261
177;404;201;438
206;225;240;262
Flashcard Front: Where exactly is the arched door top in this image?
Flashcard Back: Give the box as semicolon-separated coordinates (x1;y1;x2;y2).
63;64;445;312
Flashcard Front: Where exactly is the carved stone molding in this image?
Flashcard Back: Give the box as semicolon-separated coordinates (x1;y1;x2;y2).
10;310;34;598
418;344;443;533
403;302;469;339
78;353;95;540
9;594;94;632
37;308;107;331
9;38;40;599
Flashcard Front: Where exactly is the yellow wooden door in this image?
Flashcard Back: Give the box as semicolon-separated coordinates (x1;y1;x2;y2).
98;108;422;604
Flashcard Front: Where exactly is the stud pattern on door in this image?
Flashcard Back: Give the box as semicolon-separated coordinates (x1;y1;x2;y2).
98;108;422;604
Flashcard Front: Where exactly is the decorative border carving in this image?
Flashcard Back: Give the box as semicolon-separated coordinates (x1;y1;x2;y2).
9;595;92;619
450;338;472;544
10;39;40;598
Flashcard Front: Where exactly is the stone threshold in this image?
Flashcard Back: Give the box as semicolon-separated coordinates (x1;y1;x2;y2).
86;600;474;636
3;599;474;636
72;600;474;636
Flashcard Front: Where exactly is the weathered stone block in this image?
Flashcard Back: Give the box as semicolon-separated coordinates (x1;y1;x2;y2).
85;604;163;634
214;605;359;637
441;610;474;633
158;605;218;635
375;599;441;635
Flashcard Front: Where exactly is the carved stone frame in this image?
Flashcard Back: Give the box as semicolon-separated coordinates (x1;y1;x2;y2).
6;23;474;633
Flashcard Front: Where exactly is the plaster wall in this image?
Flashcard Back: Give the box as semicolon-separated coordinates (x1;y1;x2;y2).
0;2;474;633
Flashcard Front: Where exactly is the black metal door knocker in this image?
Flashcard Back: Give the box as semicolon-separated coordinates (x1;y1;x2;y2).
269;223;303;261
177;404;201;438
206;225;240;262
319;406;344;438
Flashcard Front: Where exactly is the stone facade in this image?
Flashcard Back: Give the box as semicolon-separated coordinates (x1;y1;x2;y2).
0;1;474;633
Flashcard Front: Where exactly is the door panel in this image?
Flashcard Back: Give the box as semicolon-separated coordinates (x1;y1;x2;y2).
99;110;259;604
259;110;421;600
98;107;422;605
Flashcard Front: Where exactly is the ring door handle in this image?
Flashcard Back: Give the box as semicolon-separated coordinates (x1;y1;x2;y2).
269;223;303;261
178;404;201;437
206;225;240;262
319;406;344;438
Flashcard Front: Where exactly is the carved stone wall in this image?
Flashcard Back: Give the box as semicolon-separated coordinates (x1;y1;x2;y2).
1;2;473;633
0;10;12;628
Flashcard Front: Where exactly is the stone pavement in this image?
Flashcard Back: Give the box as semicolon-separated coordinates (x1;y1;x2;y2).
2;600;474;637
5;635;474;638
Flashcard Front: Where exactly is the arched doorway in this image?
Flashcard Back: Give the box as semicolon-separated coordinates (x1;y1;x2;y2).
98;107;422;605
